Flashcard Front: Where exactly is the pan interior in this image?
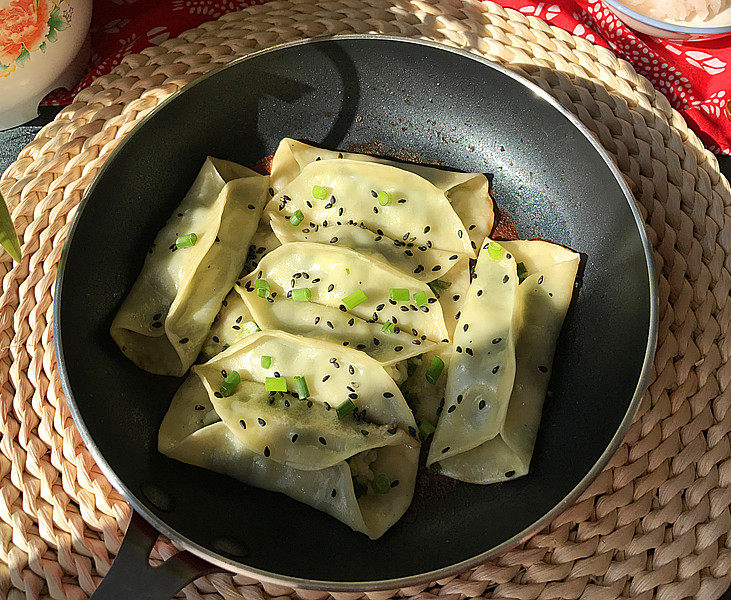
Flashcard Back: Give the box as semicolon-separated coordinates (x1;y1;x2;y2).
55;38;652;584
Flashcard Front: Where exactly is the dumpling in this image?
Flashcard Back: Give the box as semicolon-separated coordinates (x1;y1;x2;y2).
265;158;475;280
159;331;420;539
239;243;449;364
269;138;493;252
199;287;259;362
426;239;579;483
111;157;269;376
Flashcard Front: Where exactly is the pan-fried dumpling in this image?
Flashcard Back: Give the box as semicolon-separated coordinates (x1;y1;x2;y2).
159;331;419;539
265;158;475;280
240;243;449;364
111;157;269;376
426;239;579;483
269;138;493;252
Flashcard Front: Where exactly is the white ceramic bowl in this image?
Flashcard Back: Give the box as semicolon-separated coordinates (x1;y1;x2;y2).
603;0;731;39
0;0;92;131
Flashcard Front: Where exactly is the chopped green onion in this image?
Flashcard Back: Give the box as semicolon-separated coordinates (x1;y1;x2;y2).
376;191;393;206
265;376;287;392
261;355;272;369
175;233;197;248
381;322;395;334
390;288;410;301
413;291;428;307
517;261;528;283
428;279;452;298
312;185;328;200
342;289;367;309
425;356;445;384
419;419;436;438
294;375;309;399
241;321;260;335
487;241;502;261
219;370;241;397
292;287;312;302
372;473;391;494
255;278;270;298
353;478;368;498
345;268;350;275
336;399;355;419
289;209;304;226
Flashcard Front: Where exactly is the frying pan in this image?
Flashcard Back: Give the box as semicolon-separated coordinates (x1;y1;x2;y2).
54;36;657;599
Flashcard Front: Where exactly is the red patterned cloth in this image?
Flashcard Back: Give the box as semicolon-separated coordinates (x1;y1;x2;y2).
44;0;731;154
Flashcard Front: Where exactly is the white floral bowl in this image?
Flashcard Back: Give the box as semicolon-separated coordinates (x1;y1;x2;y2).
0;0;92;131
603;0;731;40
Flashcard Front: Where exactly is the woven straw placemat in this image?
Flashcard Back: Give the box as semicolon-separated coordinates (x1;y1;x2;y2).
0;0;729;598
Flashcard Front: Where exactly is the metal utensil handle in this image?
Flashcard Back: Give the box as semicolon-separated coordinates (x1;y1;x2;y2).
90;512;217;600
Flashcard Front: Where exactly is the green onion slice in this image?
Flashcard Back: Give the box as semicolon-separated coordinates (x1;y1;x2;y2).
342;289;367;309
372;473;391;494
289;209;304;226
265;376;287;392
389;288;410;302
345;268;350;275
255;278;270;298
376;191;393;206
219;370;241;397
336;399;355;419
413;291;428;307
425;356;445;384
419;419;436;438
291;287;312;302
312;185;328;200
487;241;503;261
381;322;395;334
516;261;528;283
294;375;309;399
175;233;197;248
261;355;272;368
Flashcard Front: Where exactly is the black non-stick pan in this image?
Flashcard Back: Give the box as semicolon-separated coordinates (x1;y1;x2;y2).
54;36;657;599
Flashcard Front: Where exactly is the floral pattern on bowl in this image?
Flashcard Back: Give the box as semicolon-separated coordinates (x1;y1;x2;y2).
0;0;73;78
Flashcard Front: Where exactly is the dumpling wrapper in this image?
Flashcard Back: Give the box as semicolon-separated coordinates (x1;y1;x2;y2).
200;287;259;362
240;243;449;364
266;158;475;280
427;239;579;483
110;157;269;376
159;331;419;538
269;138;493;252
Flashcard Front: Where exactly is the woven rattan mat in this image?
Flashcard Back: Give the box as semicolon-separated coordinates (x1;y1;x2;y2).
1;0;729;598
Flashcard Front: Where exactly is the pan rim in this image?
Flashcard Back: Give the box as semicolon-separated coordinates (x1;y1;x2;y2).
54;34;659;591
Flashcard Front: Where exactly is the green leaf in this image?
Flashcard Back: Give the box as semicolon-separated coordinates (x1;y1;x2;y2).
39;41;46;53
47;6;65;42
0;191;21;262
15;45;31;66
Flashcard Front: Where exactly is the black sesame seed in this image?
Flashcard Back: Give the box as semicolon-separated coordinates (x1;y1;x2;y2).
348;318;355;326
432;265;441;271
423;226;431;233
492;365;499;374
307;400;313;408
348;393;358;400
457;394;463;403
264;446;271;457
339;305;347;312
330;236;338;243
463;324;469;332
505;470;516;478
457;230;463;238
349;365;355;374
394;346;403;352
152;322;163;328
492;337;502;344
239;419;247;429
319;437;327;445
195;404;205;411
383;392;394;398
442;446;451;453
324;402;331;410
221;369;227;378
322;375;330;382
447;405;456;413
268;187;275;196
248;204;255;210
479;400;486;410
331;489;337;497
258;418;266;426
214;391;223;398
179;337;189;344
292;434;298;442
361;429;369;436
371;190;377;198
456;346;462;353
503;275;509;283
391;480;400;488
327;284;334;292
538;365;548;373
327;321;334;329
153;313;162;321
538;275;544;284
315;316;321;325
477;290;483;297
312;278;320;283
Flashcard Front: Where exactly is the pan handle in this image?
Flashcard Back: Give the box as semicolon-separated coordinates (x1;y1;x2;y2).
90;512;218;600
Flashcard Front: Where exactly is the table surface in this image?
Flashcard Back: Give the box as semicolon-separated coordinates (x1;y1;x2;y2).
1;106;729;183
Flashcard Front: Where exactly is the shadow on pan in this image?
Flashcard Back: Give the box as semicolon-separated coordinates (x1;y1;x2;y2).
54;36;656;592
